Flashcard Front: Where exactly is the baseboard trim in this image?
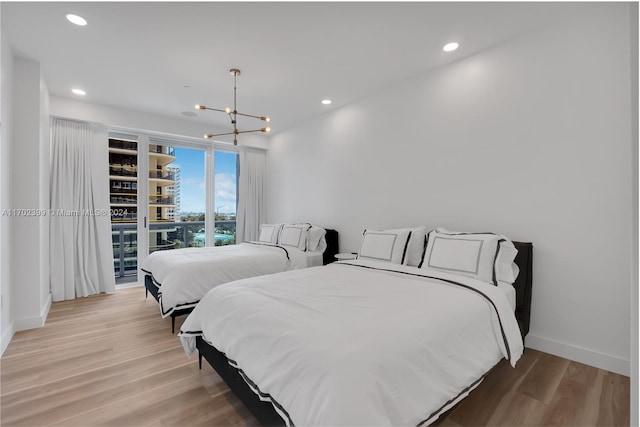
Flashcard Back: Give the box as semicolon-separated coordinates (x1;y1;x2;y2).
13;292;52;333
116;281;144;290
526;333;630;376
1;321;15;355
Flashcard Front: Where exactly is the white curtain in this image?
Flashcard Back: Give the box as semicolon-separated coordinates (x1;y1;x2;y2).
236;149;266;242
49;119;115;301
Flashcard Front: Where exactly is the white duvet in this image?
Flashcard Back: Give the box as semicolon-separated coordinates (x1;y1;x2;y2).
141;242;316;318
180;259;523;426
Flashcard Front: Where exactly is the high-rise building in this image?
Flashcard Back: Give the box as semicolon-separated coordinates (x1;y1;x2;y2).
109;138;177;282
166;165;181;221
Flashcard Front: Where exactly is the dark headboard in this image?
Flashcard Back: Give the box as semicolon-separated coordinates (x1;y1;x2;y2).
323;229;339;265
512;241;533;341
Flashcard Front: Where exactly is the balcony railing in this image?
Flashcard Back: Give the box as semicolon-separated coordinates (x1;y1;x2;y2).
110;188;137;195
109;166;137;177
149;170;175;180
111;220;236;281
149;195;175;205
109;139;138;151
111;194;137;204
111;211;138;222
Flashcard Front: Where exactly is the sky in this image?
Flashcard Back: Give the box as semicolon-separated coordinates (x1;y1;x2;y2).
171;148;237;214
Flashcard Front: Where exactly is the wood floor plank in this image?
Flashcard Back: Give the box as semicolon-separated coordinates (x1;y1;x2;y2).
486;390;546;426
539;377;588;426
447;360;524;426
0;287;631;426
597;372;631;426
516;350;570;404
2;361;199;425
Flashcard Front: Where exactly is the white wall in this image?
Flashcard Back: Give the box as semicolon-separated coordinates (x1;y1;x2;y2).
39;73;50;313
267;4;634;375
10;57;51;333
50;96;269;150
628;3;638;425
0;28;15;353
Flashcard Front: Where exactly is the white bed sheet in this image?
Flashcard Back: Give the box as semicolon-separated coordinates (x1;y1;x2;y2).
180;260;523;426
141;242;320;317
498;281;516;311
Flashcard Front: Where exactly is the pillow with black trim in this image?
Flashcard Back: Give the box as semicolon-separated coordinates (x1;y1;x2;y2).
436;228;519;284
307;226;327;252
358;228;412;264
279;224;311;251
421;230;501;285
402;226;427;267
258;223;283;244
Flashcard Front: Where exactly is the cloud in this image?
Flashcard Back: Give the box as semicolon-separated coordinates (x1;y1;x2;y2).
174;173;237;214
215;173;237;203
182;176;205;190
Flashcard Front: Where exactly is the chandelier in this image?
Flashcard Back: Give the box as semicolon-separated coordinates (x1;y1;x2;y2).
195;68;270;145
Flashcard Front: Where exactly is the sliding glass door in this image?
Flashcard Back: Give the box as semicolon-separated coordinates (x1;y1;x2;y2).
148;143;207;254
109;131;238;285
109;135;139;282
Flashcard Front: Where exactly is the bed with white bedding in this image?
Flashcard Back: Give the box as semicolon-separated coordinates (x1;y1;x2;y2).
179;227;533;426
142;224;339;332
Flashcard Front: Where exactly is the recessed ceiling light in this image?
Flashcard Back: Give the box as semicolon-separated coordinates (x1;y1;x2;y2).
66;14;87;26
443;42;459;52
182;111;197;117
321;99;332;105
71;88;86;96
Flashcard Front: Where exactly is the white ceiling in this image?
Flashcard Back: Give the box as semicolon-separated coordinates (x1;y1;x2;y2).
2;2;578;135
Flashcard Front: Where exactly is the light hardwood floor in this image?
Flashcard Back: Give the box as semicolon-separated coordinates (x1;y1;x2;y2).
1;287;630;426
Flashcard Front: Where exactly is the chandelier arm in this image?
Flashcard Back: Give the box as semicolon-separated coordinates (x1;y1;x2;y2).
236;128;268;134
204;107;229;114
235;111;269;121
206;131;237;137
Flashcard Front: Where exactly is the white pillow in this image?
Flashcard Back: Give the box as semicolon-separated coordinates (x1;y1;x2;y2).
401;226;427;267
495;241;519;284
307;226;326;252
316;234;328;254
436;228;519;284
258;223;283;244
279;224;311;251
421;230;501;285
358;228;412;264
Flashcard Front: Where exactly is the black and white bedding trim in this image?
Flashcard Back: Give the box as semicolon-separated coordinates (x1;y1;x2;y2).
194;334;296;427
142;271;204;317
417;234;429;268
401;230;412;265
244;241;291;260
231;361;295;427
190;324;502;427
417;361;498;426
423;230;507;286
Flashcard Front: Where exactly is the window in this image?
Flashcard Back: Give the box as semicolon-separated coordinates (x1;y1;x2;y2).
108;131;239;284
213;151;239;246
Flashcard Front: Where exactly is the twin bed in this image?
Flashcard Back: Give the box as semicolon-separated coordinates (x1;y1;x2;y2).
178;226;533;426
141;224;338;332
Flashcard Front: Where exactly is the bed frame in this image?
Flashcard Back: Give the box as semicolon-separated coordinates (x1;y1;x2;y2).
196;241;533;426
145;229;340;333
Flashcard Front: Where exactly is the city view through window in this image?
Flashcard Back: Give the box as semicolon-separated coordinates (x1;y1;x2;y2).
109;138;238;283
